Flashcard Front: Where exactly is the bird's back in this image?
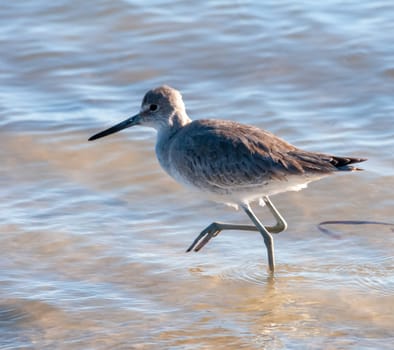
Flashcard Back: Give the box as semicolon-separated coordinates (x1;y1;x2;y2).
163;119;365;200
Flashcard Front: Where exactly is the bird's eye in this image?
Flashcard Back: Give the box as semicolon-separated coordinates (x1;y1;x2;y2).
149;104;159;112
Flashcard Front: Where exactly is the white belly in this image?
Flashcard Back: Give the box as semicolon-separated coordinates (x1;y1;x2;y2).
180;173;328;208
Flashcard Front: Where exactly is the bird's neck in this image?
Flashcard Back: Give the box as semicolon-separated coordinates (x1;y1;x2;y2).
170;109;192;129
155;111;191;175
158;110;191;141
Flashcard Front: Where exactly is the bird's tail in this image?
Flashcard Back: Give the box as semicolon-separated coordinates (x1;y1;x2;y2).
330;156;367;171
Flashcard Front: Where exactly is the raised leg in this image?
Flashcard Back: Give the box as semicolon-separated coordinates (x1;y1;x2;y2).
242;203;275;273
186;222;258;252
186;196;287;252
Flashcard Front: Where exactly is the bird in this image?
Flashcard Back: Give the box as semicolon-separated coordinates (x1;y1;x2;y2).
88;85;366;274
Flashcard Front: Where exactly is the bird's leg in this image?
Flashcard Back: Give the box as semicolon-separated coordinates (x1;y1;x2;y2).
186;222;257;252
241;203;275;273
186;197;287;253
263;196;288;233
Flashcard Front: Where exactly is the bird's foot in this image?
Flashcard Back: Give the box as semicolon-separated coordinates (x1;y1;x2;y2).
186;222;222;252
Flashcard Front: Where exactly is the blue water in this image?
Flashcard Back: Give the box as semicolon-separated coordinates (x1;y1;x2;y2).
1;1;393;349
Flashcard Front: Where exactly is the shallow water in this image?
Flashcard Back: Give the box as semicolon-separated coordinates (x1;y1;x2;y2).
1;1;393;349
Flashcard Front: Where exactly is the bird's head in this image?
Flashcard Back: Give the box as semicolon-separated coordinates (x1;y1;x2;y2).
88;85;190;141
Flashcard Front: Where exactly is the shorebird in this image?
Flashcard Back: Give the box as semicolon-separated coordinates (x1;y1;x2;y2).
89;85;366;274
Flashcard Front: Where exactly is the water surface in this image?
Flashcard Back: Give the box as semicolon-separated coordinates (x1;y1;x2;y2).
1;1;393;349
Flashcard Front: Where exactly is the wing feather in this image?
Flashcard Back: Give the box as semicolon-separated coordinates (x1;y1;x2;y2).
169;120;315;192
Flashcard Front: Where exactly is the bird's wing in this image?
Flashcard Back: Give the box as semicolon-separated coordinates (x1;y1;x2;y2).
169;119;330;191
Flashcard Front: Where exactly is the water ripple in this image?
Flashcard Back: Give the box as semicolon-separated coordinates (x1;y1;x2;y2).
1;0;393;348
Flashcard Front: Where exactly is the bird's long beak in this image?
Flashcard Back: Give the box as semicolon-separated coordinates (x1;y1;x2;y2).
88;114;140;141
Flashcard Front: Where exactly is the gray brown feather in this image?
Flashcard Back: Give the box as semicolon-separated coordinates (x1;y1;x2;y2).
168;119;366;193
